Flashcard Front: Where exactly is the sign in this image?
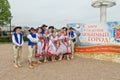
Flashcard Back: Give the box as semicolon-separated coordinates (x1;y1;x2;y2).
68;22;120;53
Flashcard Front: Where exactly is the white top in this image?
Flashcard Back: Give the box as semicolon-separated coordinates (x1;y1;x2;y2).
12;34;24;46
51;36;58;41
27;33;39;43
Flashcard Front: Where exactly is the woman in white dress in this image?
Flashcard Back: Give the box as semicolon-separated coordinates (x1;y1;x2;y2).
56;32;66;61
36;27;44;63
63;30;72;60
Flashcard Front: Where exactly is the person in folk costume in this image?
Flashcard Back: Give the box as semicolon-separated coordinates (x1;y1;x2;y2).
48;26;54;39
12;26;24;68
51;30;59;62
47;26;57;61
45;37;58;61
53;28;58;36
57;32;66;61
27;28;39;69
62;28;72;60
42;29;49;63
68;27;77;59
36;27;44;64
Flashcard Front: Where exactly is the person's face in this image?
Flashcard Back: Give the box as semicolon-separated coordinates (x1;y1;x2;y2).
16;28;21;34
64;31;67;35
49;28;52;33
43;27;47;30
38;28;42;33
31;30;36;34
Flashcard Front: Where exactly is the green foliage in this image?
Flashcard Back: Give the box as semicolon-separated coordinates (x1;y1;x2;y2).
0;0;11;26
0;36;12;42
23;36;28;41
0;36;28;43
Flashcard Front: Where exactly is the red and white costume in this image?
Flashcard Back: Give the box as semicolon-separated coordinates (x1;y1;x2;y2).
63;35;72;54
56;34;66;54
36;33;45;58
45;40;58;56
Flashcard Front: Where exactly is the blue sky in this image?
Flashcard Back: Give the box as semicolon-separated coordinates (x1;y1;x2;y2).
8;0;120;28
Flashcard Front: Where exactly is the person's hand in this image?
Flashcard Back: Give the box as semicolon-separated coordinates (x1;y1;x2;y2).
19;46;22;48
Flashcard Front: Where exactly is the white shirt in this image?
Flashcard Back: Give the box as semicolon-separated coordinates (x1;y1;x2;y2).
51;36;58;41
27;33;39;43
12;33;24;46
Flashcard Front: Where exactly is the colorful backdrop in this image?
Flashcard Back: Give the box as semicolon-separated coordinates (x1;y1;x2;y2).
68;22;120;63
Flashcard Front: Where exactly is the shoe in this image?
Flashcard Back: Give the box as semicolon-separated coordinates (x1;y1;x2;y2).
37;61;42;64
29;65;34;69
14;64;19;68
32;62;37;66
18;64;23;68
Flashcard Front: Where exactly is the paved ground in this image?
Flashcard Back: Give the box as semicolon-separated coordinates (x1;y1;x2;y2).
0;43;120;80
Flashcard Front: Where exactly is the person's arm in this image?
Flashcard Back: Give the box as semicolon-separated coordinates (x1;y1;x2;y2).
20;37;24;46
12;34;20;46
73;32;77;39
27;34;38;43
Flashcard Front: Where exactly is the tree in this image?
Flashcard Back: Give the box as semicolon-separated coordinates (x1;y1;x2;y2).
0;0;11;26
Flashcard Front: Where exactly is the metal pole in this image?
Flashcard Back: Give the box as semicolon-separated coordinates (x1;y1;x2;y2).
10;18;11;35
100;6;107;24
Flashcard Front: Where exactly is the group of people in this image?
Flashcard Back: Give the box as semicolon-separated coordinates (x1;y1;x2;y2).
12;24;77;69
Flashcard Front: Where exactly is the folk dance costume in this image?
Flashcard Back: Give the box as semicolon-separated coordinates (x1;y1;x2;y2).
56;35;66;54
68;28;77;59
36;33;44;58
41;32;50;62
51;34;58;46
45;39;58;56
57;35;66;60
27;31;39;68
12;27;24;68
63;35;71;54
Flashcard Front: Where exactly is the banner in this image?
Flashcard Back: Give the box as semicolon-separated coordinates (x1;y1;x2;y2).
68;22;120;53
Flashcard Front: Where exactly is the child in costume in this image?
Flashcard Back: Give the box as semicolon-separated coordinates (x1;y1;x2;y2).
51;31;59;61
12;26;24;68
27;28;39;69
36;27;44;64
63;30;71;60
57;32;66;61
68;27;77;59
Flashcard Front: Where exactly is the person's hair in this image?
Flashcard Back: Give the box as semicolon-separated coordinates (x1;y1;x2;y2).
41;24;47;28
62;27;67;31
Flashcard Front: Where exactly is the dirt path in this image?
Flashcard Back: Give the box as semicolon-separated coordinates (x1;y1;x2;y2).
0;43;120;80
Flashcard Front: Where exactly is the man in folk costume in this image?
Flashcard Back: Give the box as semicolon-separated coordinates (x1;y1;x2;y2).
12;26;24;68
68;27;77;59
27;28;39;69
